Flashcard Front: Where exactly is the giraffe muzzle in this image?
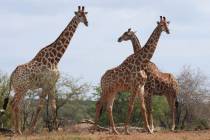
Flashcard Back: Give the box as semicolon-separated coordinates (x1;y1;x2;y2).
118;37;122;42
85;22;88;27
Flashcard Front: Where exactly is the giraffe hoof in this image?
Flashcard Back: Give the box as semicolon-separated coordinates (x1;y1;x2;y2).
125;130;131;135
150;127;154;133
0;109;5;113
149;130;154;134
147;128;153;134
26;129;35;135
113;129;119;135
171;127;175;131
15;130;22;135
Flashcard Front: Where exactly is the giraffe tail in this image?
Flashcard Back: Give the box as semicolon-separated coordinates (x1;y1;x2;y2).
1;71;13;113
99;104;103;118
175;97;179;110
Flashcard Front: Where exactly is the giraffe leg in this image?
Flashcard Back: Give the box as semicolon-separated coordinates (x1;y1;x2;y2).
95;99;103;127
106;96;118;135
48;89;58;131
124;93;136;135
11;92;25;135
91;99;103;133
171;100;176;131
29;92;47;133
145;94;154;132
137;86;152;134
166;95;176;131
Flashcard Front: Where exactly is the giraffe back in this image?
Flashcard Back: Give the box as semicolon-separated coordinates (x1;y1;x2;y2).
11;61;59;92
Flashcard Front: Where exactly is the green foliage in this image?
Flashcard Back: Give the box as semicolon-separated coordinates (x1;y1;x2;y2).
59;100;95;123
152;96;170;127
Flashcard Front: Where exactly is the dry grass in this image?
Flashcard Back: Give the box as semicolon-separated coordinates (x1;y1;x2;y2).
1;130;210;140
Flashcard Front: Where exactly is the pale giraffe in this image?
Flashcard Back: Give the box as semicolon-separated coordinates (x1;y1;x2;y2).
118;28;179;134
95;16;170;134
1;6;88;134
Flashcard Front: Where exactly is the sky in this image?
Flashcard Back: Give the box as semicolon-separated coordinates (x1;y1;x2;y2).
0;0;210;85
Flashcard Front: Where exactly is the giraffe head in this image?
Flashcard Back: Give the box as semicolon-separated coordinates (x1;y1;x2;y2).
74;6;88;26
157;16;170;34
118;28;136;42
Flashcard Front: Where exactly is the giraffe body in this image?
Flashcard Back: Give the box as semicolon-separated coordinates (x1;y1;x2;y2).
97;51;149;135
144;62;179;132
2;6;88;134
95;16;170;134
118;28;179;134
12;62;59;92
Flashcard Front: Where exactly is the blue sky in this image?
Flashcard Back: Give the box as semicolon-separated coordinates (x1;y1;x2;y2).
0;0;210;85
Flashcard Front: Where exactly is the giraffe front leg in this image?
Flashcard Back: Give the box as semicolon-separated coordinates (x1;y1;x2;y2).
166;95;176;131
106;97;119;135
124;93;136;135
49;91;58;131
145;94;154;132
29;92;47;134
137;86;153;134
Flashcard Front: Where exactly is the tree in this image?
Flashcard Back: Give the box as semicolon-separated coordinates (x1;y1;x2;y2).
42;74;91;130
55;74;90;116
176;66;210;130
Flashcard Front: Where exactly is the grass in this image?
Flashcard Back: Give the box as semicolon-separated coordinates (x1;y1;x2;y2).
1;130;210;140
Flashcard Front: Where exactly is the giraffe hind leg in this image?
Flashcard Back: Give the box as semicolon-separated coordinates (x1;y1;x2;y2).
171;96;176;131
95;99;103;127
124;93;136;135
11;91;26;135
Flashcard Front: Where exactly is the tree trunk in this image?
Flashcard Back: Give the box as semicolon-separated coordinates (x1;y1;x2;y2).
181;109;188;129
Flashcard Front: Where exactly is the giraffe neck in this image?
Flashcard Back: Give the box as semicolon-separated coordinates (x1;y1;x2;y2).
33;16;80;66
130;34;141;53
137;25;162;63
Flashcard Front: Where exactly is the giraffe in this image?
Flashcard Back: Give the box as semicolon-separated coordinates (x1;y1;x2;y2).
118;28;179;134
95;16;170;134
1;6;88;134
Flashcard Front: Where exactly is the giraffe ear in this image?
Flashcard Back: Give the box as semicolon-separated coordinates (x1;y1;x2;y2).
74;11;78;15
167;21;170;24
84;12;88;15
128;28;131;32
157;21;160;25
